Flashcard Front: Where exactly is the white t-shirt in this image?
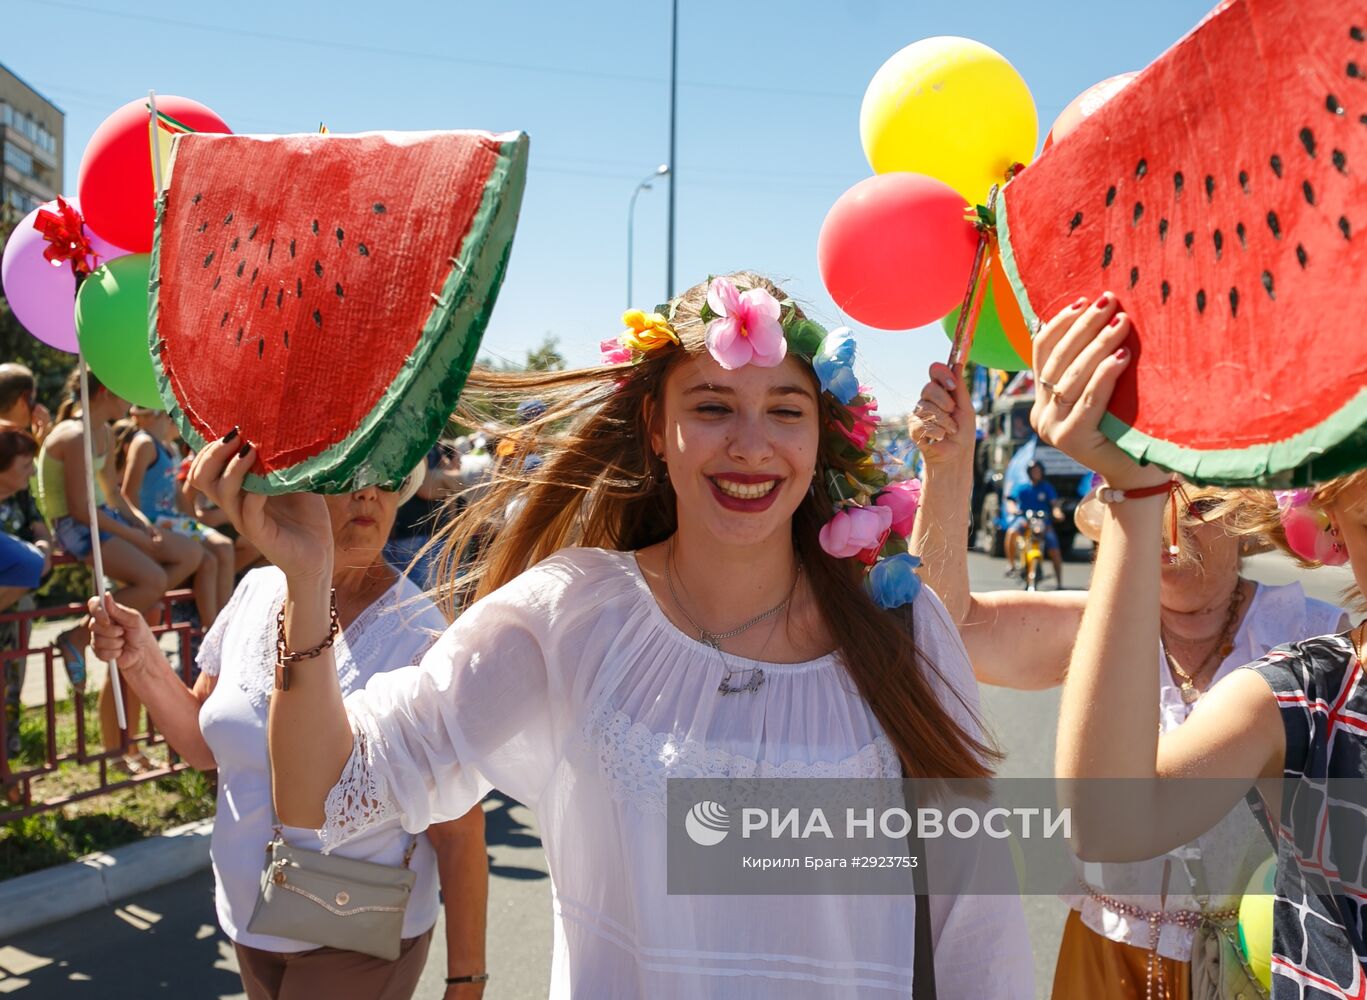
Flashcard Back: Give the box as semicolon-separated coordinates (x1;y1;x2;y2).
321;546;1033;999
197;566;447;951
1064;581;1345;959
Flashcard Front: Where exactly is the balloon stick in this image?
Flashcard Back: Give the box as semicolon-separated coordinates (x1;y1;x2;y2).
77;356;127;733
946;182;1000;374
148;90;164;196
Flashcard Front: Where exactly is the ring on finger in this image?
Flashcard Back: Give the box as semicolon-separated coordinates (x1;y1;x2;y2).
1037;377;1076;407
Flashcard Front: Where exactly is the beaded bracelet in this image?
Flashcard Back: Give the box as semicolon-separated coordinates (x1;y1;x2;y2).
273;590;339;691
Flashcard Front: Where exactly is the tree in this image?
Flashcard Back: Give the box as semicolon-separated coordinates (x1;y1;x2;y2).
478;333;565;374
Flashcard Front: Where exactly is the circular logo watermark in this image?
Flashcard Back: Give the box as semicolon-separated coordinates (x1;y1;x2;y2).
685;801;731;846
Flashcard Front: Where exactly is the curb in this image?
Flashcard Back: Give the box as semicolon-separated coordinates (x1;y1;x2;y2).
0;817;213;940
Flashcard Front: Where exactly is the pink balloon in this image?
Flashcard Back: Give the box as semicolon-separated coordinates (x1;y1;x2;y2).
0;199;130;353
1043;72;1139;150
818;173;979;331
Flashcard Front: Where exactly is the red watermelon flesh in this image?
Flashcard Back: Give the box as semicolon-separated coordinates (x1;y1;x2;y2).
998;0;1367;486
152;130;527;494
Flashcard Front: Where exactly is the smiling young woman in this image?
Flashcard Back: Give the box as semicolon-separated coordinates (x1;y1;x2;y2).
189;271;1033;999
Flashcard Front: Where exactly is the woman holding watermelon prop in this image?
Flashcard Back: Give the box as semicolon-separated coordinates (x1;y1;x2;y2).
1030;295;1367;997
181;272;1034;998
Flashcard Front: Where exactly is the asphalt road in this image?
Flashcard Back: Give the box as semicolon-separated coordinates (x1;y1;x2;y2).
1;547;1353;999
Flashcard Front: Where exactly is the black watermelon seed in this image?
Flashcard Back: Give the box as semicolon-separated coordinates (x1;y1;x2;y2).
223;212;233;225
259;286;268;308
236;326;243;345
1352;26;1365;41
1204;175;1216;200
1340;216;1352;240
202;251;215;268
283;330;289;349
358;243;369;257
236;261;245;278
1270;155;1284;178
296;278;303;298
1296;243;1309;268
230;237;240;252
1361;114;1367;126
1135;159;1147;179
1184;231;1195;253
1133;202;1144;225
248;224;258;241
1299;127;1316;157
312;309;323;328
1332;149;1348;174
1302;180;1316;205
314;261;323;278
1069;211;1083;232
1229;287;1239;318
212;276;221;290
267;239;275;261
1261;271;1275;298
1129;266;1139;288
192;193;202;204
250;267;258;284
219;310;229;327
1238;170;1250;193
1158;218;1170;242
1328;94;1344;115
311;219;319;235
1213;230;1224;258
258;338;264;359
1236;222;1247;248
1161;281;1171;303
335;283;344;298
1101;244;1114;268
1196;289;1207;314
1105;185;1117;207
289;240;296;258
197;222;208;234
1267;211;1282;239
1174;172;1184;197
336;227;344;246
277;289;284;309
373;203;386;214
1350;62;1362;78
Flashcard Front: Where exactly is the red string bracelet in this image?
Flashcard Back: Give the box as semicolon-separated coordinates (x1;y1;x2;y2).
1096;479;1184;554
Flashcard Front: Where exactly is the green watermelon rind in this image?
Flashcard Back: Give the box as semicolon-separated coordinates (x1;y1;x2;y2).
998;191;1367;487
150;132;529;496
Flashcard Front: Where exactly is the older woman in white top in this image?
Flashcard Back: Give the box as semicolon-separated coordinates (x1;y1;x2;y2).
88;476;489;1000
908;360;1347;998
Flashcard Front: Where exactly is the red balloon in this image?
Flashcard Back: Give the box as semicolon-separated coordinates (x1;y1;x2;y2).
1043;73;1138;150
818;173;978;331
78;96;231;253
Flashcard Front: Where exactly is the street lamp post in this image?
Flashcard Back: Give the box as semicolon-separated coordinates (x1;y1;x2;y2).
627;164;669;309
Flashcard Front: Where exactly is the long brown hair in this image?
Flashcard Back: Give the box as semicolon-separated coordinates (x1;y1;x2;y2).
427;273;999;780
54;367;106;425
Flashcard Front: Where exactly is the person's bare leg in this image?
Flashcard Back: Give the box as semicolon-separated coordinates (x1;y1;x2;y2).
1050;547;1065;590
190;541;218;628
95;538;167;753
149;529;203;591
205;531;236;618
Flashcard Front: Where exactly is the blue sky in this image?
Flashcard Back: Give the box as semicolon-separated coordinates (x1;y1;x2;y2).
7;0;1214;417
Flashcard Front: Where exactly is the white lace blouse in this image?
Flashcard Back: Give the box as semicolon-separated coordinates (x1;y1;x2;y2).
320;546;1033;998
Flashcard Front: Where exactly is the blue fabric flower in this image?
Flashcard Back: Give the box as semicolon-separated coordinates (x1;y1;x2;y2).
866;553;923;609
812;327;859;405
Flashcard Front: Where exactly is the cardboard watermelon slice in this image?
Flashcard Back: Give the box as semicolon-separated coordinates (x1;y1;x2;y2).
998;0;1367;486
151;130;528;494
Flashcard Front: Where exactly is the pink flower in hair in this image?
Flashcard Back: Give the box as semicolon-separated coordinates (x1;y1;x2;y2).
600;337;633;365
704;277;787;370
875;478;922;538
819;503;893;559
1275;489;1348;566
835;389;880;450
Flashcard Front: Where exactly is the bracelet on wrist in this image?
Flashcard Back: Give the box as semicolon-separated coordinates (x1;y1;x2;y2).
1096;477;1188;555
446;973;489;984
273;590;339;691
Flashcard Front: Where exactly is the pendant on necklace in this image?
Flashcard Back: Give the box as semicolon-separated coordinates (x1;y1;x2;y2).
719;667;765;696
1179;681;1200;704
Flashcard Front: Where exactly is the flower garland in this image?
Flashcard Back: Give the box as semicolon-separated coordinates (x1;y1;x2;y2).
602;276;923;609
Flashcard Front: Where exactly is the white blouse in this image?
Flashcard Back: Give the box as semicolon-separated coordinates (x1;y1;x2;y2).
320;546;1033;998
1064;581;1345;959
198;566;447;951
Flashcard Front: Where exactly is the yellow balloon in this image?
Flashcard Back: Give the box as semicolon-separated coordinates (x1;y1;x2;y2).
1237;856;1276;993
860;36;1038;203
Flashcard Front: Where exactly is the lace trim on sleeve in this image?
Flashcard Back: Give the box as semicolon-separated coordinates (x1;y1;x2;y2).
317;729;400;853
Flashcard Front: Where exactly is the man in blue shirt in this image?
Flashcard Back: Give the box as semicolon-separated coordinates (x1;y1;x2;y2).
1004;461;1065;587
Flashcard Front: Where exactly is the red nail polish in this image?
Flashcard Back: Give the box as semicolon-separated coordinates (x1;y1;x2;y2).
1096;294;1111;309
1115;348;1129;360
1108;313;1125;327
1071;296;1088;309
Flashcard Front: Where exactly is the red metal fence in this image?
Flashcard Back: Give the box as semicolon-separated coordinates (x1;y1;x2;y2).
0;588;204;822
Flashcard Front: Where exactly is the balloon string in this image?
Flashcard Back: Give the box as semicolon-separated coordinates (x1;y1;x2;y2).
946;182;1000;374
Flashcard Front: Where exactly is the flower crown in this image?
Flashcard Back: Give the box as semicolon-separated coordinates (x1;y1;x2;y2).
602;276;923;609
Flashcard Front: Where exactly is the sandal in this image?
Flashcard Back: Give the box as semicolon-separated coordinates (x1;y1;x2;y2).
55;631;87;689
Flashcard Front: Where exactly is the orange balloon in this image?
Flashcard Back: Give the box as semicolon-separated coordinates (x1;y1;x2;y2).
990;242;1032;366
1043;73;1138;150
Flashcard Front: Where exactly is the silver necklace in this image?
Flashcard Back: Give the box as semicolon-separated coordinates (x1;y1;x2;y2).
664;539;801;695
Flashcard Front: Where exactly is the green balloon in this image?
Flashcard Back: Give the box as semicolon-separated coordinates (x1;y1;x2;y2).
941;287;1028;372
75;254;162;409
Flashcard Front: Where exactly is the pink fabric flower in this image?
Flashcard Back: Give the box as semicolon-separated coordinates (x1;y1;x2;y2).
704;277;786;370
835;388;880;450
818;503;893;559
875;478;922;538
600;337;633;365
